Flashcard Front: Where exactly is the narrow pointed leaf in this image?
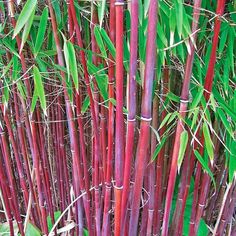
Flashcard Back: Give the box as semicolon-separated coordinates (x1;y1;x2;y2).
34;7;48;56
177;130;188;171
33;66;47;115
13;0;37;38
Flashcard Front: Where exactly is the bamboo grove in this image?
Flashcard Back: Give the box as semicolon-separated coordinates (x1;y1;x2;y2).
0;0;235;235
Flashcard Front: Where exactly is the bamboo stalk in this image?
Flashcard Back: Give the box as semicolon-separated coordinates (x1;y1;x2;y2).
102;1;116;234
161;1;202;234
128;1;158;234
120;0;138;233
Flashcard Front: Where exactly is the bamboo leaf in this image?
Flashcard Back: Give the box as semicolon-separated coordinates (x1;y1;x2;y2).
95;73;108;100
100;28;116;58
94;26;107;58
202;122;214;165
34;7;48;56
159;113;173;130
25;222;41;236
82;96;90;114
30;89;38;113
229;140;236;183
13;0;37;38
175;0;183;37
47;211;61;231
151;137;167;161
194;150;216;189
1;58;13;78
169;7;176;46
20;6;36;53
33;66;47;115
144;0;150;17
190;87;204;110
67;42;79;91
98;0;106;27
177;130;188;172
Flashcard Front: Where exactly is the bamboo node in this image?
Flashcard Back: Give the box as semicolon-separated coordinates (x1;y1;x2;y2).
127;118;136;122
113;185;123;190
198;203;205;208
115;2;125;6
141;116;152;122
94;186;100;191
180;99;189;103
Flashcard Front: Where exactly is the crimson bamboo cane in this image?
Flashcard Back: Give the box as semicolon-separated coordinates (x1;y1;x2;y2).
114;1;125;235
128;1;158;234
161;1;202;234
189;2;226;234
47;1;92;233
102;1;116;234
120;0;139;232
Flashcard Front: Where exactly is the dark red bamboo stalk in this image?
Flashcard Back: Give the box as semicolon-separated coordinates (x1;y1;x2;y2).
147;92;160;236
189;1;226;234
120;0;138;232
0;124;25;236
0;105;29;208
114;1;125;235
47;1;89;233
128;1;158;234
161;1;202;234
153;67;169;235
68;2;102;234
102;1;116;234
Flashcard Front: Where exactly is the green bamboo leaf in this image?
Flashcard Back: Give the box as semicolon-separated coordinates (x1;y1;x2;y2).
100;28;116;58
2;38;20;58
20;6;36;52
13;0;37;38
159;113;173;130
33;66;47;115
217;108;234;138
151;136;167;161
190;87;204;110
17;81;26;100
63;41;70;80
194;150;216;189
25;222;41;236
169;7;176;46
144;0;150;17
218;25;229;54
167;111;178;125
30;89;38;113
47;211;61;231
190;107;199;130
228;28;235;76
82;96;90;114
94;26;107;58
98;0;106;27
157;24;167;47
34;7;48;56
167;92;180;103
175;0;183;37
229;139;236;183
67;42;79;91
177;130;188;172
95;74;108;100
1;58;13;78
2;80;10;107
202;122;214;165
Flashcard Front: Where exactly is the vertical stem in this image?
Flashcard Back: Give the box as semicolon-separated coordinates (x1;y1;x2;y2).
129;1;158;234
114;1;125;235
